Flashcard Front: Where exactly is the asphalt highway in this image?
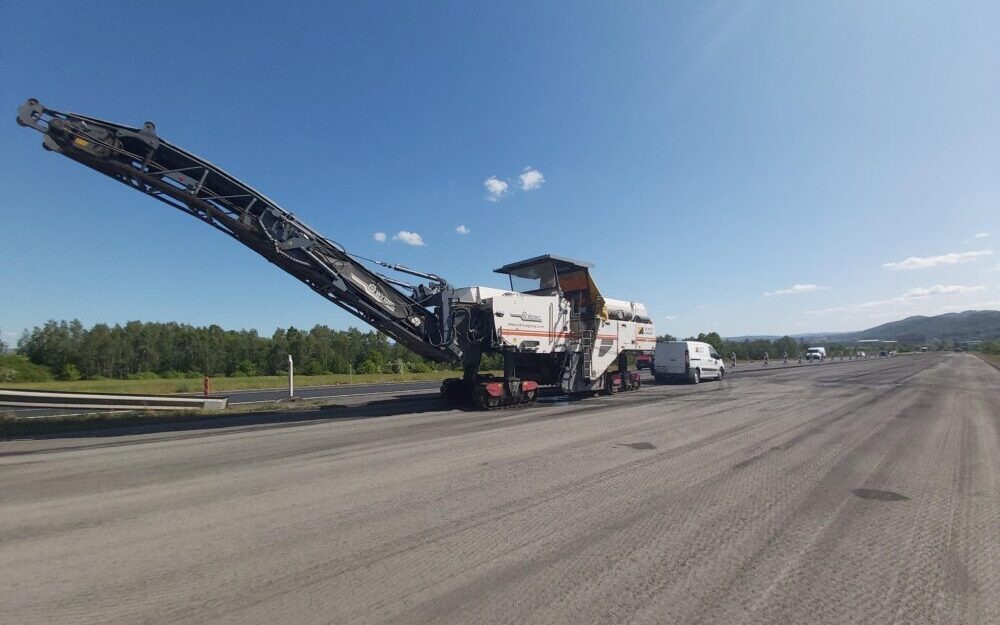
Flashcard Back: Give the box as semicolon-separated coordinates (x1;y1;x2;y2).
1;353;997;625
1;356;881;419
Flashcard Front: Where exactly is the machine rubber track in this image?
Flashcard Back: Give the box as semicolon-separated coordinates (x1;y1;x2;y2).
441;378;538;411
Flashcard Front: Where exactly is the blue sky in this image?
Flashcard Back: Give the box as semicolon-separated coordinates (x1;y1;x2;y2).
2;1;998;343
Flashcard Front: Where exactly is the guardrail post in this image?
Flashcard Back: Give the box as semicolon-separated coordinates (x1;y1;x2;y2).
203;376;210;397
288;355;294;398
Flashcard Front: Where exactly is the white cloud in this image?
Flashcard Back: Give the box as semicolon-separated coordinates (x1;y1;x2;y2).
484;176;508;202
763;284;829;297
882;249;993;270
455;224;470;235
937;300;1000;313
373;232;387;243
895;284;985;300
974;232;990;238
663;315;677;321
808;284;988;316
519;168;545;191
392;230;425;246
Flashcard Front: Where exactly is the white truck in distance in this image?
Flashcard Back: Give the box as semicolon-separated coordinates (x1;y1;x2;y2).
805;347;826;361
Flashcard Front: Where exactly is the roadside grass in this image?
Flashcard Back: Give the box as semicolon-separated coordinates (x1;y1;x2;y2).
0;370;464;395
974;353;1000;369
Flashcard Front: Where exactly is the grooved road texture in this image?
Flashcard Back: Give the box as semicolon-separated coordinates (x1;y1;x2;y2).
1;354;997;625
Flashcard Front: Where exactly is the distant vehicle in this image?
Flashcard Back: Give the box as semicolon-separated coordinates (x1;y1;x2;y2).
878;350;888;358
805;347;826;361
636;353;653;370
856;351;867;358
653;341;725;384
889;350;897;357
921;346;929;352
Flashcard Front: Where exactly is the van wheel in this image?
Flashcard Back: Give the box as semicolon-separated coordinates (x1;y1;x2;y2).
654;375;665;384
718;368;725;380
691;369;700;384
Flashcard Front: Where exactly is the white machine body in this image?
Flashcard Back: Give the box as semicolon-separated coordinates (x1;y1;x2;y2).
446;255;654;393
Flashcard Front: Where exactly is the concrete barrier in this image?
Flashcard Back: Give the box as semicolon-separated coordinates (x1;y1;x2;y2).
0;389;228;411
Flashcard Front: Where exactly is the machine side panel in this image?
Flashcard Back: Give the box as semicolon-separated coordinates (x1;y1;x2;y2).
490;293;569;352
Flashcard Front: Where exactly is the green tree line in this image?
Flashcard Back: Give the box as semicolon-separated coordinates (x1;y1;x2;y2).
5;319;961;384
980;341;1000;355
660;331;918;360
9;319;478;382
658;332;809;359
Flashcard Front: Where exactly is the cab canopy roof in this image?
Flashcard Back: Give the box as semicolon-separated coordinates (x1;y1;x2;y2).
493;254;594;278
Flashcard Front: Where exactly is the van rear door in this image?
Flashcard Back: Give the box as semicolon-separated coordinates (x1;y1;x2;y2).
654;342;686;375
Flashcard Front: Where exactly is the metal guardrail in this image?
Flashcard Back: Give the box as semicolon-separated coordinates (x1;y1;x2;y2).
0;389;229;411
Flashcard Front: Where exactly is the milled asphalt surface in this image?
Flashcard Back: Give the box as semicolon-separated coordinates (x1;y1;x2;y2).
1;353;997;625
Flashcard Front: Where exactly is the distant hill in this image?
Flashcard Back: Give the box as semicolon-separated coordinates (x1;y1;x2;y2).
726;310;1000;344
855;310;1000;343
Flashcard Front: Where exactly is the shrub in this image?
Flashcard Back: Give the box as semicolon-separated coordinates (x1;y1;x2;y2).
237;360;257;377
0;355;53;382
59;364;82;381
407;361;432;373
301;362;325;376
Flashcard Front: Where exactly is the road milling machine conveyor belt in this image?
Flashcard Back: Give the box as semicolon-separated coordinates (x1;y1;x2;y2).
16;99;655;409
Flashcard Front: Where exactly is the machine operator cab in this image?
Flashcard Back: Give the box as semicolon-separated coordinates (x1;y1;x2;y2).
495;254;592;293
494;254;603;320
493;254;652;324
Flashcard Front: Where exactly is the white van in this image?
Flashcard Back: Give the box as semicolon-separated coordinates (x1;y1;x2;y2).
652;341;725;384
805;347;826;361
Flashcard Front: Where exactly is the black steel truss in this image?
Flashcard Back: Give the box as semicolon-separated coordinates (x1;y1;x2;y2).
16;99;459;362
